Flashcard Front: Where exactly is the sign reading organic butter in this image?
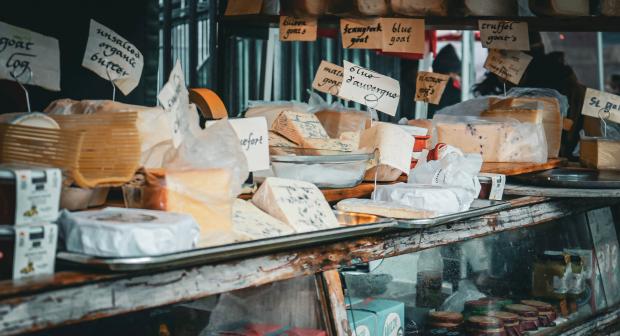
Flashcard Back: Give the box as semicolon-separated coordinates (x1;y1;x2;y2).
415;71;450;105
340;18;383;49
479;20;530;51
582;88;620;124
206;117;269;172
312;60;343;96
339;60;400;116
0;21;60;91
224;0;262;15
82;19;144;95
279;16;317;41
483;49;532;85
381;18;425;54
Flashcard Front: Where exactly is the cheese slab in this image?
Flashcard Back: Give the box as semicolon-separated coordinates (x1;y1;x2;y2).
360;122;413;175
435;119;547;163
336;198;435;219
252;177;339;233
481;108;544;124
271;110;329;144
232;199;295;239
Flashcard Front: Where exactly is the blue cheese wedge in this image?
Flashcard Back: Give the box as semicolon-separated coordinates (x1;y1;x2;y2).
232;199;296;239
252;177;339;232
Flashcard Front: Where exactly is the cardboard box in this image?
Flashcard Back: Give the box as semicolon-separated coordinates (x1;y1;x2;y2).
352;299;405;336
347;309;376;336
580;137;620;170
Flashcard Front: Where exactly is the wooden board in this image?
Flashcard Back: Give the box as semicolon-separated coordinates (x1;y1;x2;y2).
0;197;616;336
481;158;564;176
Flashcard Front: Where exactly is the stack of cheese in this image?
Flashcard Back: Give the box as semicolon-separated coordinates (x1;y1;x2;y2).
269;110;359;153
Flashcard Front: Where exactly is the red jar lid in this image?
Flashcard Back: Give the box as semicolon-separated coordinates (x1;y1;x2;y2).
486;311;520;324
521;300;553;312
467;316;504;329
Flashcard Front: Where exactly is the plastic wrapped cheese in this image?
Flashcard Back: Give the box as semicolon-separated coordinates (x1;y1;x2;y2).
252;177;339;233
372;183;476;215
434;115;548;163
336;198;435;219
58;207;200;257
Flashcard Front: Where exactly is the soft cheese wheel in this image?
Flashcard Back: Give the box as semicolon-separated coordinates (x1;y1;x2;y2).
163;169;235;247
232;199;296;239
336;198;435;219
252;177;339;232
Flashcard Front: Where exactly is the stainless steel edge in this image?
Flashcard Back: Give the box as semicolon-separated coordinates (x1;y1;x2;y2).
396;200;512;229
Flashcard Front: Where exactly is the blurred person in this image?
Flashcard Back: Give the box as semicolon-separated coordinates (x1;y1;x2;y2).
428;44;462;118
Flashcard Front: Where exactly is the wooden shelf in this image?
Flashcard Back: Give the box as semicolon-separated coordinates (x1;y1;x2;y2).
222;15;620;32
1;196;617;335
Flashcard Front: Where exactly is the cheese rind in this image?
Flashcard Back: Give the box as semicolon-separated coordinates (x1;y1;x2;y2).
272;110;329;144
252;177;339;232
232;199;296;239
336;198;435;219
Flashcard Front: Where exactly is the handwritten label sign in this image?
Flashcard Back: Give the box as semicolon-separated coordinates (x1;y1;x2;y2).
582;88;620;124
206;117;269;172
224;0;262;15
82;19;144;95
312;60;344;96
415;71;450;105
381;18;425;54
158;60;187;148
0;21;60;91
339;60;400;116
479;20;530;51
340;18;383;49
483;49;532;85
279;16;317;41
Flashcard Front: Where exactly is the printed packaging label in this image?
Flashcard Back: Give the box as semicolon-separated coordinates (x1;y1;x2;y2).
13;168;61;225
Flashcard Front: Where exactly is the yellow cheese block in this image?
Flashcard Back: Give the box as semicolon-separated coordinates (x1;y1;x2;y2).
481;108;544;124
580;138;620;170
147;168;235;247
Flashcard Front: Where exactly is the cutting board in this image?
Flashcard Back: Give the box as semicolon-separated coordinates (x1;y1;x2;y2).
481;158;565;176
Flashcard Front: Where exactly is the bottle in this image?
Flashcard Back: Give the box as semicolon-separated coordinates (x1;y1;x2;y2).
416;248;444;308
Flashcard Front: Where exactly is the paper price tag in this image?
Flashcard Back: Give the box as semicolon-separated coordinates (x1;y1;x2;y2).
582;88;620;124
312;60;344;96
0;21;60;91
340;18;383;49
82;19;144;95
224;0;263;15
339;60;400;116
415;71;450;105
483;49;532;85
158;60;187;148
206;117;269;172
479;20;530;51
279;16;317;42
381;18;425;54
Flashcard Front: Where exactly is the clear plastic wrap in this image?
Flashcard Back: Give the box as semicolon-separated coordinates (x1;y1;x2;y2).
372;183;475;215
244;100;319;128
308;92;371;139
409;145;482;198
433;115;548;163
199;276;325;335
439;280;486;312
504;87;569;118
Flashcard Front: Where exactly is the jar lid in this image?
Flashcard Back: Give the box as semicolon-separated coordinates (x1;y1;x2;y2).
429;311;464;324
504;304;537;317
467;316;503;328
521;300;553;311
486;311;519;323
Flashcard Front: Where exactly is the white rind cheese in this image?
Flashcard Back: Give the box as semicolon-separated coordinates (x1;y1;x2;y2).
252;177;339;232
232;199;296;239
336;198;435;219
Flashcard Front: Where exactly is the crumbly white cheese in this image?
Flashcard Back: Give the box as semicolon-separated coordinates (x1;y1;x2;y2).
232;199;296;239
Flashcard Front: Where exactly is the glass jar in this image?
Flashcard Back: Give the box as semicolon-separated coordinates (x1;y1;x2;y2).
466;316;506;336
504;304;539;332
416;249;444;308
486;311;522;336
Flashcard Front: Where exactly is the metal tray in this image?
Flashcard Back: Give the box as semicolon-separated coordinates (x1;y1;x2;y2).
396;199;511;229
56;211;397;272
271;148;373;163
511;168;620;189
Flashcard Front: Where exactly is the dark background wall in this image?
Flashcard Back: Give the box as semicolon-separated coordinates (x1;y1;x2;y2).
0;0;159;113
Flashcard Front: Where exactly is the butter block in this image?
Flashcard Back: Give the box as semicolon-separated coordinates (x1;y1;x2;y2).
232;199;296;239
252;177;339;232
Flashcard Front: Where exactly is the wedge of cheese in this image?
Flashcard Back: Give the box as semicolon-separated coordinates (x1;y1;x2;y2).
360;122;413;181
252;177;339;232
436;121;547;163
144;168;235;247
336;198;435;219
315;110;371;138
489;97;562;158
232;199;296;239
271;110;355;152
